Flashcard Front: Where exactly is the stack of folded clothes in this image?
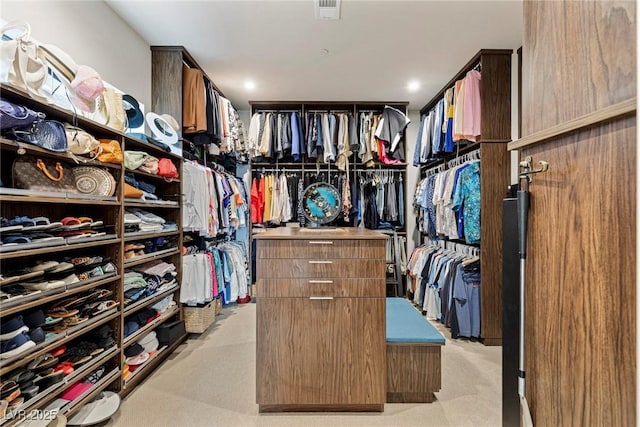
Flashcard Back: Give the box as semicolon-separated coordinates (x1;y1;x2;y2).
123;261;178;308
124;173;159;201
125;209;165;233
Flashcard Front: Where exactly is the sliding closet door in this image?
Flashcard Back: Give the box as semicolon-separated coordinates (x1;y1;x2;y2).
518;1;636;425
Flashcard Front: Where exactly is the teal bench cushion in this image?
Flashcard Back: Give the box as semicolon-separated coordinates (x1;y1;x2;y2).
386;298;446;344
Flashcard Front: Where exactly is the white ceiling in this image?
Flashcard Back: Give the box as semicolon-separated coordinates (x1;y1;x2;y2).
106;0;523;111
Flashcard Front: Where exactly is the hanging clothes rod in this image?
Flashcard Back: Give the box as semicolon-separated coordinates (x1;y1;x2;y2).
253;109;301;113
358;110;383;114
305;110;353;114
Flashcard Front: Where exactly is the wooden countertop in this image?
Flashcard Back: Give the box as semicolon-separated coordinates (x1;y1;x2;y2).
252;227;389;240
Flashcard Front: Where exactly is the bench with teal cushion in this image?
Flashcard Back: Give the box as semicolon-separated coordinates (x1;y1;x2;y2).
385;298;445;403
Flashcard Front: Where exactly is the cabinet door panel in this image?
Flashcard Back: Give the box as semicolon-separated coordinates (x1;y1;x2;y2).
301;297;385;404
256;298;306;404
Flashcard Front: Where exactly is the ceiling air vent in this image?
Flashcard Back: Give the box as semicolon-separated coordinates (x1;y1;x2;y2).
315;0;341;20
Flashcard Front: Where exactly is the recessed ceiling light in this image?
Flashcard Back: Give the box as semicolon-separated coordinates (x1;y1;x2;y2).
320;48;329;55
407;80;420;92
244;80;256;90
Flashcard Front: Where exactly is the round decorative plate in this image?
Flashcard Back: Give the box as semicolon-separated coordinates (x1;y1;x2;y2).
301;182;341;226
73;167;116;197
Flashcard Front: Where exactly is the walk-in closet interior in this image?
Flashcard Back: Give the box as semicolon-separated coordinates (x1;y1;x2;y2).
0;1;635;426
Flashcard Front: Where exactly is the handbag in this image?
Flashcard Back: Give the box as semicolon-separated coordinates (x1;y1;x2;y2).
73;166;116;197
138;156;159;175
97;139;123;164
13;156;76;193
0;98;43;130
0;22;48;102
157;158;179;182
64;124;102;160
93;87;126;132
11;119;68;152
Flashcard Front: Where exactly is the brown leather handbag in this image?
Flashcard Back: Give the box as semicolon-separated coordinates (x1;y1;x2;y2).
13;156;76;193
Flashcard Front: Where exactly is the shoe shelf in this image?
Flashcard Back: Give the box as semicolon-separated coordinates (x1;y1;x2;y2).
0;194;120;206
124;284;180;316
0;138;122;171
123;248;180;267
122;306;181;348
121;333;186;392
0;346;119;427
0;237;121;259
0;310;119;377
0;273;119;317
124;230;179;241
60;368;121;420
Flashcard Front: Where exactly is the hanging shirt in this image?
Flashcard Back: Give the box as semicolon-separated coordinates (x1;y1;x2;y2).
375;105;411;154
452;161;481;244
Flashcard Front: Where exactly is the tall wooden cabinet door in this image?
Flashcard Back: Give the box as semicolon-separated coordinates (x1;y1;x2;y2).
521;1;636;426
301;297;386;405
256;298;306;405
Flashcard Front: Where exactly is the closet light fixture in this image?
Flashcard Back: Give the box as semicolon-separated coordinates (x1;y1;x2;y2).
244;81;256;90
407;81;420;92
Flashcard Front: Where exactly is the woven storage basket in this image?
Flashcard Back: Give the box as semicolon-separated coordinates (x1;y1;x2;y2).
184;301;216;334
214;298;222;315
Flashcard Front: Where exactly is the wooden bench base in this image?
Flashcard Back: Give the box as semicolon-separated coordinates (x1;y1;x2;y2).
386;343;442;403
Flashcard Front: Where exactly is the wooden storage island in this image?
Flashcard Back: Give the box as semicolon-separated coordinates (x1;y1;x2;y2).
254;228;388;412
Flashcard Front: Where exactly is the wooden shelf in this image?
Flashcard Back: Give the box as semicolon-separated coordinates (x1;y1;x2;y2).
0;310;119;376
124;230;179;241
0;193;119;206
123;201;179;209
123;306;180;347
0;346;119;427
0;274;120;317
0;138;122;170
124;134;182;161
124;284;180;316
121;333;187;393
126;168;181;183
0;237;121;259
123;248;180;267
0;84;126;139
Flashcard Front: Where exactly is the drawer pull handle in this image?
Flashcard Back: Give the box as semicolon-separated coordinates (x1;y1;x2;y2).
308;280;334;284
309;296;334;300
308;241;333;245
308;260;333;264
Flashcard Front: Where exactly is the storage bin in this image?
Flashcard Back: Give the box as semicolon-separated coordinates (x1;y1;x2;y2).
183;302;216;333
214;298;222;315
156;319;186;345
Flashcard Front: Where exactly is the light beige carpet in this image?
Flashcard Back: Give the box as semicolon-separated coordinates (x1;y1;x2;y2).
108;303;501;427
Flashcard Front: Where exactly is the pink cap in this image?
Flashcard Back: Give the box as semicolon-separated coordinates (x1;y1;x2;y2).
70;65;104;113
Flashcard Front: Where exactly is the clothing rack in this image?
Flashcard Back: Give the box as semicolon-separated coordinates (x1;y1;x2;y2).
448;148;481;168
305;110;353;114
254;109;301;113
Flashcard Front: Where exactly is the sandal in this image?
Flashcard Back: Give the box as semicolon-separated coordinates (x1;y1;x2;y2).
54;362;74;375
60;217;90;230
28;354;59;373
46;307;79;319
91;300;118;316
64;315;88;327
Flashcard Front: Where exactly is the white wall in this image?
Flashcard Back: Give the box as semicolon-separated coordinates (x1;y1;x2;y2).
2;1;151;108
